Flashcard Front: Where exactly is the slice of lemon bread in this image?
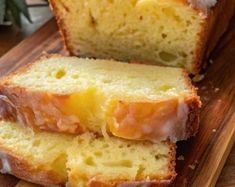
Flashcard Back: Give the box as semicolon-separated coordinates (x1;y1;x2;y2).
0;55;201;142
49;0;235;74
0;121;71;186
0;120;176;186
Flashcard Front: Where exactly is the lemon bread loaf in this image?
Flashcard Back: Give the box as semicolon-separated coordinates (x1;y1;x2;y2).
49;0;235;74
0;120;176;186
0;55;201;142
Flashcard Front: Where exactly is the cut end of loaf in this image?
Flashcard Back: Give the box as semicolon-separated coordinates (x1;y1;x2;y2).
49;0;207;74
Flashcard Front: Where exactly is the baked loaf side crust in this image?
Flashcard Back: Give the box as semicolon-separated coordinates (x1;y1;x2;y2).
0;147;65;186
0;84;201;142
49;0;72;55
182;70;201;138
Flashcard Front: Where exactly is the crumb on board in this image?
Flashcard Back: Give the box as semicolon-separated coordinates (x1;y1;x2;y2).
202;96;209;101
42;51;48;55
212;129;217;132
214;88;220;92
199;12;207;19
188;164;196;170
201;86;207;90
177;155;185;161
192;74;205;82
146;176;150;181
188;160;199;170
209;59;214;64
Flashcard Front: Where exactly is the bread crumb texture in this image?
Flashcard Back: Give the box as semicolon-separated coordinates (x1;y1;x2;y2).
50;0;206;73
11;56;190;97
0;121;175;186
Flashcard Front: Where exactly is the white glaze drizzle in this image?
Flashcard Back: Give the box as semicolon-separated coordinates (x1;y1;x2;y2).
0;152;11;174
188;0;217;9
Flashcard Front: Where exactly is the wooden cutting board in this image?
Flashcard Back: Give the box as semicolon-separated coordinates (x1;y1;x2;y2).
0;18;234;187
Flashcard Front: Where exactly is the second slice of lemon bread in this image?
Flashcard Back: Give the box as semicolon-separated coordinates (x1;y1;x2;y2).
0;120;176;186
0;55;201;142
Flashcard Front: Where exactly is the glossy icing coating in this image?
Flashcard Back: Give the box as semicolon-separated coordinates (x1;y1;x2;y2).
188;0;217;9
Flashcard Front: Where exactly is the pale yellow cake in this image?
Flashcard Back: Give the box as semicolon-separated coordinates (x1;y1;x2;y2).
49;0;235;74
0;55;201;142
0;120;176;186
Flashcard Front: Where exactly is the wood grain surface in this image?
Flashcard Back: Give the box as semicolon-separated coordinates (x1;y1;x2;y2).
0;0;52;57
0;18;234;187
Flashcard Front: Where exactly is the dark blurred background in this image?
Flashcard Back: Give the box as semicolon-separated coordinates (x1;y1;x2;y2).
0;0;52;56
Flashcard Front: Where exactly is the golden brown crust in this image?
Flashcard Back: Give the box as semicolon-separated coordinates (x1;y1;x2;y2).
15;180;42;187
49;0;74;56
167;142;177;181
88;179;173;187
0;146;66;186
184;96;200;137
182;70;201;137
193;19;208;74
